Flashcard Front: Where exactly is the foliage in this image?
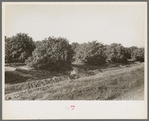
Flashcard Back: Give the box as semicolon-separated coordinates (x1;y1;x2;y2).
131;48;144;62
124;47;132;59
71;42;80;51
6;33;144;67
106;43;127;63
130;46;138;52
25;37;73;70
5;37;11;62
5;33;35;63
74;41;107;65
35;41;42;48
70;42;80;61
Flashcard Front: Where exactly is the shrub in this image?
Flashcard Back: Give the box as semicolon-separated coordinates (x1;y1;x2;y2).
25;37;73;70
5;33;35;63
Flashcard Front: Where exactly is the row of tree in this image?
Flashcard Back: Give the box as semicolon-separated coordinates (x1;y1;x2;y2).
5;33;144;70
71;42;144;64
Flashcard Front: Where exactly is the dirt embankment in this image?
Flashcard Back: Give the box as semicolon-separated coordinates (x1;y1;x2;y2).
5;63;144;100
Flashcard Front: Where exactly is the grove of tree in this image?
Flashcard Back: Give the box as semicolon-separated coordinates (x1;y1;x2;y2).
5;33;145;70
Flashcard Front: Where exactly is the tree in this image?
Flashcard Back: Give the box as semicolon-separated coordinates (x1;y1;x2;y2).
130;46;138;52
25;36;73;70
71;42;79;51
131;47;144;62
35;41;42;48
5;33;36;63
124;47;132;59
70;42;80;61
5;37;11;62
106;43;127;63
75;41;107;65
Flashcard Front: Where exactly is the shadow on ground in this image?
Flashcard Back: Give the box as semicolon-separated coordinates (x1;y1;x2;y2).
71;61;135;72
5;61;138;85
5;63;26;67
5;71;30;84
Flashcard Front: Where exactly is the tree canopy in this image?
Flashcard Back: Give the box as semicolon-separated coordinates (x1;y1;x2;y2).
25;37;73;70
5;33;35;63
74;41;107;65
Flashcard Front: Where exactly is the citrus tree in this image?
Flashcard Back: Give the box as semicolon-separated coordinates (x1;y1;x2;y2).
5;33;35;63
25;37;73;70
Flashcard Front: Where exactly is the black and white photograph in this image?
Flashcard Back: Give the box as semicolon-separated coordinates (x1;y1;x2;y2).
2;2;147;119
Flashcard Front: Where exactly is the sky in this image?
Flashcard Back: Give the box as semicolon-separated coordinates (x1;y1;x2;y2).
4;2;147;47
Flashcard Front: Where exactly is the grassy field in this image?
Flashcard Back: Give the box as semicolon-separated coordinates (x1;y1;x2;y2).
5;61;144;100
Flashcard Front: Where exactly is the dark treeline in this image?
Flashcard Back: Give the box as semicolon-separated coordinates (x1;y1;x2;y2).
5;33;144;70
